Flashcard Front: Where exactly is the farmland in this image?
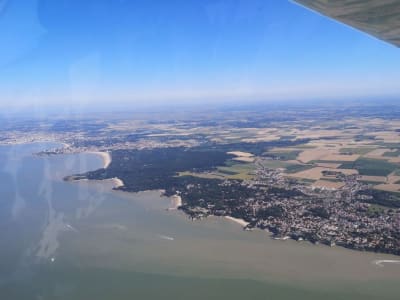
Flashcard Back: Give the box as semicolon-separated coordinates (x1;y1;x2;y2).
5;101;400;255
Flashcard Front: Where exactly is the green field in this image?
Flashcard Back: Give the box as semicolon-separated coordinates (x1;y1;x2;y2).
339;147;376;155
295;178;316;184
340;158;398;176
177;171;224;179
377;142;400;149
353;135;376;142
178;159;257;180
366;204;386;217
264;150;301;161
322;178;342;182
260;160;292;169
218;163;256;180
383;150;400;157
359;180;381;185
285;164;314;174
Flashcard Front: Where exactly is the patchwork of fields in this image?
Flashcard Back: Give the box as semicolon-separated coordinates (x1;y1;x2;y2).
176;117;400;192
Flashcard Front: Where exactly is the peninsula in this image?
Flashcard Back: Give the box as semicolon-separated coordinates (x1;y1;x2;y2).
3;103;400;256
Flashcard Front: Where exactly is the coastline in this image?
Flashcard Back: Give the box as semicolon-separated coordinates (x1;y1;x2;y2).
65;151;123;188
89;151;112;168
224;216;249;227
168;195;182;210
58;147;400;262
373;259;400;267
61;142;71;149
110;177;124;188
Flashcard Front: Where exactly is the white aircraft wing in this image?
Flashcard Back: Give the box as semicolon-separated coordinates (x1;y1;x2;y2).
293;0;400;47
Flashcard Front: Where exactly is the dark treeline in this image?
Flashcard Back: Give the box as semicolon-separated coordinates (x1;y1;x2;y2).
73;138;312;191
357;190;400;208
80;147;232;192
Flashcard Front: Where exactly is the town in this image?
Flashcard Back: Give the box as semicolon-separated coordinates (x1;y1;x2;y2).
178;159;400;255
2;104;400;256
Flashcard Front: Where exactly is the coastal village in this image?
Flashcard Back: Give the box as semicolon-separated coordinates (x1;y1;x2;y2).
180;159;400;255
2;106;400;255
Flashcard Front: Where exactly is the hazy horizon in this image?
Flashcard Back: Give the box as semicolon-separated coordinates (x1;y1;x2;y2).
1;96;399;119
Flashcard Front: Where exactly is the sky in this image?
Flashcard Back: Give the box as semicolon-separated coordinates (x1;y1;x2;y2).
0;0;399;111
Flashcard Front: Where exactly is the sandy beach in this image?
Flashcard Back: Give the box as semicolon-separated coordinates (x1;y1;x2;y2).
373;259;400;267
168;195;182;210
110;177;124;188
89;151;112;168
60;142;71;149
224;216;249;227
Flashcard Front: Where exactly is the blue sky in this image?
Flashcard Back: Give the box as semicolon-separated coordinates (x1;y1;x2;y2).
0;0;399;110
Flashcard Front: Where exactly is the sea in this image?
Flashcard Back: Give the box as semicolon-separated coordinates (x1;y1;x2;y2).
1;142;400;299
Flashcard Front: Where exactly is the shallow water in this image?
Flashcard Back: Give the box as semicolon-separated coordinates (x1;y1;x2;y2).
1;143;400;299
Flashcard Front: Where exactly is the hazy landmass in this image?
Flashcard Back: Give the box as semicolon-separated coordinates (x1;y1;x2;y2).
3;101;400;255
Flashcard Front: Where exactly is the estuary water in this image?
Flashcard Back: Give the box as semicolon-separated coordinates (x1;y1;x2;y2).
1;143;400;299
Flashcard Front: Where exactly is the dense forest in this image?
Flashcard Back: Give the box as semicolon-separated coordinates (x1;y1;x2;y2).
78;147;232;192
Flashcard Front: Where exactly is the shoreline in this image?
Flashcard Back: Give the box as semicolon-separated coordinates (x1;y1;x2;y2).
168;195;182;210
373;259;400;267
61;142;71;149
110;177;124;188
88;151;112;168
224;216;249;227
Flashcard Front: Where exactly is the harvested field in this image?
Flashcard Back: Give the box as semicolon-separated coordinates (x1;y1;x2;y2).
315;162;341;169
359;176;387;183
389;157;400;163
312;180;345;190
321;154;360;162
242;136;280;142
233;157;255;163
297;148;359;163
227;151;254;157
297;148;335;163
374;184;400;193
364;148;396;160
287;167;358;180
269;147;302;152
228;151;255;163
388;175;400;184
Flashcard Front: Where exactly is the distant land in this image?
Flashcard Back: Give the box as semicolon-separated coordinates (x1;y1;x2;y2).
3;101;400;255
